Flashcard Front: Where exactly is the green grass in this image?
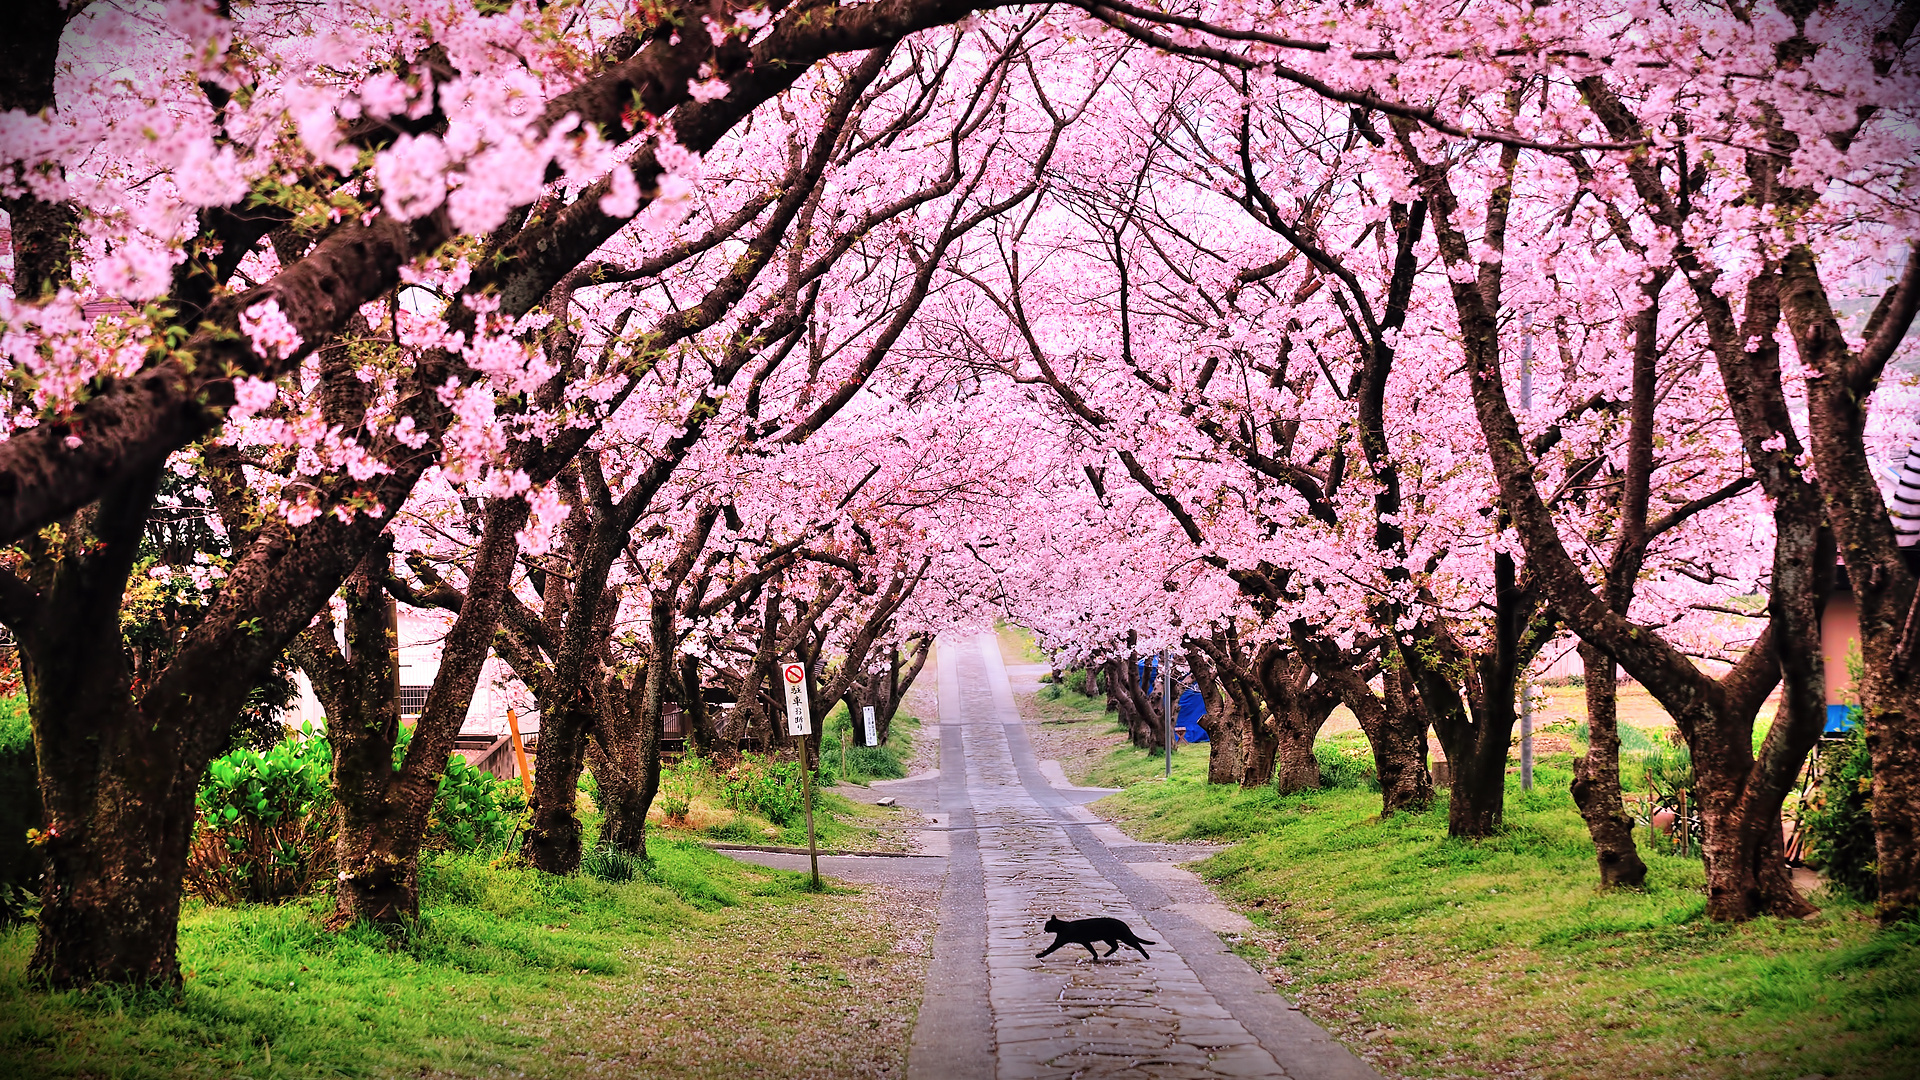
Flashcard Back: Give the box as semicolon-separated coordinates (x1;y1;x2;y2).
822;708;920;784
995;621;1048;664
1034;676;1110;718
1090;739;1920;1080
0;839;915;1078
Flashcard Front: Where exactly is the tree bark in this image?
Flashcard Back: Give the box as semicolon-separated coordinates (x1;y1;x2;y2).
1104;657;1164;753
1571;646;1649;888
591;673;662;858
313;566;412;926
1312;656;1433;814
1780;241;1920;924
1184;640;1249;784
525;704;593;875
14;468;199;987
1378;667;1437;811
1252;644;1336;795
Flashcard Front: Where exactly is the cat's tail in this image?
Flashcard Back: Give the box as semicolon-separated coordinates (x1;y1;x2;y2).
1135;938;1157;945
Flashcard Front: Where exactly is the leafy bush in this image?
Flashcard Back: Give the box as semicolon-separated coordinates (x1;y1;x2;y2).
1573;720;1660;756
656;754;711;823
427;753;527;854
0;696;42;922
1639;741;1694;801
1315;739;1379;791
720;753;805;826
1804;723;1877;902
187;728;335;904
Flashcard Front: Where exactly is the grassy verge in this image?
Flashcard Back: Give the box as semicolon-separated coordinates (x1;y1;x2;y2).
1088;738;1920;1080
642;712;926;853
0;839;929;1079
995;621;1047;665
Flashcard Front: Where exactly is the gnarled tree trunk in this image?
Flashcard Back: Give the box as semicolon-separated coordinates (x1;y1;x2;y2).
1571;646;1648;888
591;672;663;858
1252;645;1336;795
1184;640;1249;784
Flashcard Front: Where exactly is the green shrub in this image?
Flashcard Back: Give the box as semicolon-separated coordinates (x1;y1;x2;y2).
187;727;335;904
427;752;527;854
0;695;42;922
1315;739;1379;791
1639;740;1693;801
1573;720;1660;755
720;753;805;826
1804;723;1877;902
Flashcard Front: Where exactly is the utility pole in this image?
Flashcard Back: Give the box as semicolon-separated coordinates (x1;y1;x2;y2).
1519;314;1534;792
1162;649;1173;778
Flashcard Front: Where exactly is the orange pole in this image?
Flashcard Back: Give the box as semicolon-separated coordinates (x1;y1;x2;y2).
506;707;533;798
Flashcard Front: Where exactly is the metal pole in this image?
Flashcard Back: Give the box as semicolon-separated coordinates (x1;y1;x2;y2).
1162;650;1173;778
1520;678;1534;791
1519;314;1534;792
802;734;820;889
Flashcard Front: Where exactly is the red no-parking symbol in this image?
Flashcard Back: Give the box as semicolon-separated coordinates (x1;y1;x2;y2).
783;661;812;735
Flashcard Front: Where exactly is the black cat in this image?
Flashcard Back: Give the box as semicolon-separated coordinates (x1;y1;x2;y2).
1035;915;1156;960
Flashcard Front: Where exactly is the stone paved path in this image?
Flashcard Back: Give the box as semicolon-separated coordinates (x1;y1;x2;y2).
905;633;1379;1080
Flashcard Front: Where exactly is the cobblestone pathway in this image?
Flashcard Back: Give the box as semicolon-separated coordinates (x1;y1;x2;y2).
907;633;1378;1080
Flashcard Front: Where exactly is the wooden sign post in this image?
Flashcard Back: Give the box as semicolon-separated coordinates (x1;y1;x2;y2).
505;707;533;799
782;661;821;890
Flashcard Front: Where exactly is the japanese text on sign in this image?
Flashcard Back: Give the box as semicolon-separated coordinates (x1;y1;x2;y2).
783;662;811;736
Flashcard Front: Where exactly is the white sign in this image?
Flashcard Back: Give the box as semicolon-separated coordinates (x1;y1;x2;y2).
783;662;812;736
862;705;877;746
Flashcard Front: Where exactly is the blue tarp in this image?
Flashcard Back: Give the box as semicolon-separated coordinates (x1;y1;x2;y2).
1133;660;1208;742
1176;688;1208;742
1826;704;1858;734
1136;655;1160;693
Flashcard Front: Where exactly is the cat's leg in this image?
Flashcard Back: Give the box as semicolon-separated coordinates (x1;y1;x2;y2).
1036;937;1064;958
1082;942;1101;960
1102;941;1121;956
1128;937;1150;959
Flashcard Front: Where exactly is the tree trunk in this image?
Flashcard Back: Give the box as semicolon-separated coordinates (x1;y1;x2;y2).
1445;730;1510;838
304;501;529;928
1862;657;1920;922
27;683;199;987
1253;645;1335;795
1271;724;1320;794
525;704;592;874
17;468;206;988
1104;658;1163;751
592;674;662;858
323;573;417;926
1571;645;1648;888
1240;716;1279;789
1184;642;1247;785
1318;661;1433;814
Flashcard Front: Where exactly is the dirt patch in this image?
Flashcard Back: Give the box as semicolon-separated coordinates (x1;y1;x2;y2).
901;677;940;775
567;874;938;1079
1019;696;1128;786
